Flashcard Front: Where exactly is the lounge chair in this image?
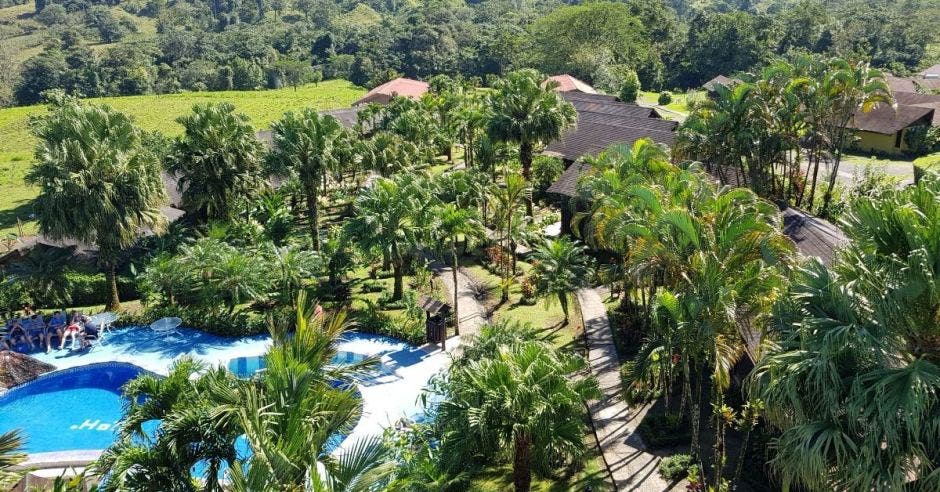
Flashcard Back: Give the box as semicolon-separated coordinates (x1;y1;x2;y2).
88;312;119;341
150;317;182;338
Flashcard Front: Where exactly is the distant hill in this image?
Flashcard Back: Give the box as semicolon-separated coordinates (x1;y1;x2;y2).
0;79;365;236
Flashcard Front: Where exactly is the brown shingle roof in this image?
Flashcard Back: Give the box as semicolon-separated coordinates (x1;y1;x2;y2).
850;104;934;134
894;92;940;125
702;75;742;92
781;207;848;265
353;77;429;106
914;78;940;92
547;74;598;94
916;63;940;77
886;75;918;93
546;161;590;197
545;121;675;166
562;93;661;119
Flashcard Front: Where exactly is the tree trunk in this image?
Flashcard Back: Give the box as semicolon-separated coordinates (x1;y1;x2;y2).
392;243;403;301
520;140;534;217
805;152;821;211
305;182;320;250
106;264;121;311
821;133;845;216
559;292;568;324
452;244;460;336
512;432;532;492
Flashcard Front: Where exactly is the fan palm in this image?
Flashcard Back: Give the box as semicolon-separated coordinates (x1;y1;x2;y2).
432;338;600;492
750;173;940;491
269;109;351;249
0;430;25;490
166;102;263;222
345;174;436;300
432;203;485;336
26;97;167;310
490;173;530;301
488;69;577;216
530;238;593;323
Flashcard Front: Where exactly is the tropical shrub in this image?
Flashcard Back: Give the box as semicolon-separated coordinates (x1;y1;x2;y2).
637;412;692;449
619;69;640;103
59;271;139;308
658;453;692;480
116;304;271;337
657;91;672;105
531;155;563;196
913;153;940;183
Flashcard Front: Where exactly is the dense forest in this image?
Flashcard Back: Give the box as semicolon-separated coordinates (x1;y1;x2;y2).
0;0;938;107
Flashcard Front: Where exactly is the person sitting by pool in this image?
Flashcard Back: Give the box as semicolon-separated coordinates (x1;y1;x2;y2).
59;312;85;350
7;316;29;351
25;313;49;352
47;310;66;350
1;313;15;351
80;321;99;350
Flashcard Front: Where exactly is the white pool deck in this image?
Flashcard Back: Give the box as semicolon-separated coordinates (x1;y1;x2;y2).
19;326;458;467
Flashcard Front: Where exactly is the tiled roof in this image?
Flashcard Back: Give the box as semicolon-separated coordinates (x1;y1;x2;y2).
781;207;848;265
562;92;661;119
353;77;429;106
850;104;934;134
547;74;598;94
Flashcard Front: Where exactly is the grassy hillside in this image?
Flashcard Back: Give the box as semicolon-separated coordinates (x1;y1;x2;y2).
0;79;365;236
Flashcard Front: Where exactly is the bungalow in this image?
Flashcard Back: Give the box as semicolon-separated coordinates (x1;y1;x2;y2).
701;75;742;94
545;92;677;234
849;101;936;156
352;77;429;106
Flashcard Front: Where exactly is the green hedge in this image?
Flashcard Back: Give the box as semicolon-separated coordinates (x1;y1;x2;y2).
913;153;940;183
637;412;692;449
60;271;139;307
116;305;272;337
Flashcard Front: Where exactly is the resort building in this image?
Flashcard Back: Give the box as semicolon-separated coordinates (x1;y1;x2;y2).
848;96;938;156
545;74;599;94
352;77;429;106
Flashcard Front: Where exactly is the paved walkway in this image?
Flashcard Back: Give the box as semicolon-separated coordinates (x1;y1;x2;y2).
435;265;488;337
578;288;682;491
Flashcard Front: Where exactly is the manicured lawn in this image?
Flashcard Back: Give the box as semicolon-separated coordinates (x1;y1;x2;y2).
637;90;703;118
0;80;366;236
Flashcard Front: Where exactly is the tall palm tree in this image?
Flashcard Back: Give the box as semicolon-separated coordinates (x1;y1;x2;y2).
818;59;891;215
750;174;940;491
530;238;593;324
359;132;419;177
27;97;167;310
345;174;436;300
488;69;577;216
166;102;263;222
490;173;530;302
433;337;600;492
432;203;485;336
269;109;351;249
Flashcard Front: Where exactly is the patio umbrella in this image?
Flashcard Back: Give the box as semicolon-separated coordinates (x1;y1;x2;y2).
0;352;55;390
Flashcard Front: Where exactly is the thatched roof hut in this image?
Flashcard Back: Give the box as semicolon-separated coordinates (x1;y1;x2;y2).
0;352;55;391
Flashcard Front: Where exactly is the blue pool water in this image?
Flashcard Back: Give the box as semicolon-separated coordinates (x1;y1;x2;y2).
0;363;145;454
227;351;367;378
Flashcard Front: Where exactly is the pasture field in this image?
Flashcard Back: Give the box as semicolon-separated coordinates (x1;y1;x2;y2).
0;80;365;236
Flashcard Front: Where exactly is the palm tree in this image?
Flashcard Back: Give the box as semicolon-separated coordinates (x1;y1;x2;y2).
432;203;485;336
488;69;577;216
490;173;530;302
750;174;940;491
27;97;167;311
530;238;593;324
345;174;436;300
0;430;25;490
166;102;263;222
225;292;392;491
269;109;351;249
359;132;419;177
433;336;600;492
817;59;891;215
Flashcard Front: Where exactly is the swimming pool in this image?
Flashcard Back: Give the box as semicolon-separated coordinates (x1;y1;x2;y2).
0;363;146;454
227;351;367;378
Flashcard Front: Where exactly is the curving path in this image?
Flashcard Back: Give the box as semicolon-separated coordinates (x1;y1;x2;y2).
577;287;683;491
434;265;489;338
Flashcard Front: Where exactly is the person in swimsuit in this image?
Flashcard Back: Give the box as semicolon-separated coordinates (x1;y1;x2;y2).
60;312;84;350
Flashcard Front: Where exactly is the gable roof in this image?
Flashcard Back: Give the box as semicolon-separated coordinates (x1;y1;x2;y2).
353;77;429;106
546;161;590;197
547;74;598;94
886;75;918;93
850;104;934;134
702;75;742;92
893;91;940;126
545;118;676;166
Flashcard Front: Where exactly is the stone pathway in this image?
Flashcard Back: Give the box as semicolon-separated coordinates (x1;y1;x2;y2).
577;287;683;491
